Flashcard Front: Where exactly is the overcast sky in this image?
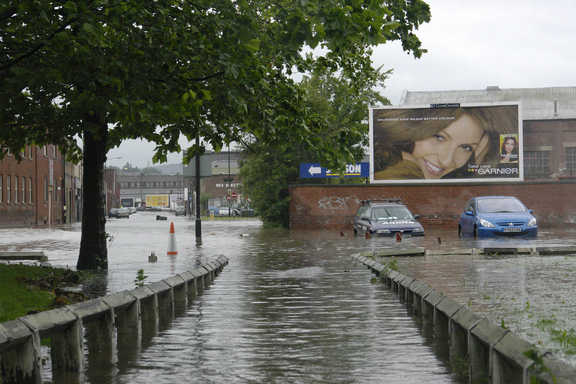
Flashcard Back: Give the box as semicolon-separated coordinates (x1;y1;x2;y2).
108;0;576;168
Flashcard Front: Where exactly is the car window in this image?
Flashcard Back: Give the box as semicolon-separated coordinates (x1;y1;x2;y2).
358;206;369;219
371;206;413;221
477;198;526;213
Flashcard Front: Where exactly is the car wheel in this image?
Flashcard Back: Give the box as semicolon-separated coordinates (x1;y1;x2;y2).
473;226;479;239
353;228;358;237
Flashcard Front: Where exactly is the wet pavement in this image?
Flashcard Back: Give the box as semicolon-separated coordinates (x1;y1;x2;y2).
2;212;576;381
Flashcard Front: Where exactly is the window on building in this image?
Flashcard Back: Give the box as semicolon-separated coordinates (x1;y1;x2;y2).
43;146;47;157
566;147;576;177
14;177;18;203
525;151;551;178
7;175;11;203
0;175;3;203
29;178;33;203
29;146;33;159
21;177;25;203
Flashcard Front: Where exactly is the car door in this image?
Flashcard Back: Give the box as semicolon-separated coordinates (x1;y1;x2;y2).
355;206;370;233
459;200;476;236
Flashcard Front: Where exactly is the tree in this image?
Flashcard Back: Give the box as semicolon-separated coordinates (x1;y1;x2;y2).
1;0;430;269
240;68;390;227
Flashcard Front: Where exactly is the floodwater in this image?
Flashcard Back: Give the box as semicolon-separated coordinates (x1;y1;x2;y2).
2;212;576;381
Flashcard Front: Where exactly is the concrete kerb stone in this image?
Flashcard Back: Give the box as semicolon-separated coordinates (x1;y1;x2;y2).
178;271;195;282
469;318;509;378
435;297;463;319
216;255;229;265
163;275;186;289
147;280;172;295
0;251;48;261
451;307;483;331
190;267;208;278
409;280;433;298
0;324;8;346
389;270;404;283
536;246;576;255
126;286;156;302
423;289;444;308
373;247;426;257
470;318;509;347
492;332;535;373
67;298;113;322
101;291;138;310
19;308;78;334
200;265;212;275
372;263;387;274
0;321;33;350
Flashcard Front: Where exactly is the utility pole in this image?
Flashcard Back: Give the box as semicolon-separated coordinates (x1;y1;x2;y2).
195;133;202;244
228;143;231;217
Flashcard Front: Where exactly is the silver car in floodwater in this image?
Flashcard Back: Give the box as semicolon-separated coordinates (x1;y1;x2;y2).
353;199;424;237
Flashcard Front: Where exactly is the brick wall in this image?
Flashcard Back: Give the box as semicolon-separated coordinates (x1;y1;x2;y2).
289;181;576;230
0;146;64;227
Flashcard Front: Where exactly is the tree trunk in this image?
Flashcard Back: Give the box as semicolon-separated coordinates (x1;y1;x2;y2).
77;119;108;270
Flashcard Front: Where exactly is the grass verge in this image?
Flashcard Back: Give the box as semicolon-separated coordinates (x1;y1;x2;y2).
0;263;86;323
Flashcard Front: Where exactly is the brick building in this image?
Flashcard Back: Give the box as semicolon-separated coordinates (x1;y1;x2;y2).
182;151;244;214
0;145;81;227
290;86;576;230
116;170;184;209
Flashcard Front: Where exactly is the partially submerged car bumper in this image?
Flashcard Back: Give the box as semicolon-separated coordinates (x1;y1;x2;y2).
476;226;538;238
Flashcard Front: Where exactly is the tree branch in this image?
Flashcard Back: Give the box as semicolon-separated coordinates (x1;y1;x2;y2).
190;71;225;82
0;17;78;73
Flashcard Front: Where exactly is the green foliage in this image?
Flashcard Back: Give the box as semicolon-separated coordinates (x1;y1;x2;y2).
524;348;556;384
240;68;391;227
0;264;85;322
134;269;148;288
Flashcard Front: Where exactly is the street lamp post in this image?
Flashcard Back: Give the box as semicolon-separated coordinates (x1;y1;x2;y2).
195;134;202;244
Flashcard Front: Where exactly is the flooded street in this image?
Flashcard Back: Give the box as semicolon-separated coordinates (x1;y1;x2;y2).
2;212;576;381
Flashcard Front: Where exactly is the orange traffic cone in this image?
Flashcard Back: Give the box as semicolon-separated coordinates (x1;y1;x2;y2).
395;232;402;242
167;221;178;256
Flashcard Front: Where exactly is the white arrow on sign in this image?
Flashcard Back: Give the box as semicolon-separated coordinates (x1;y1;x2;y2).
308;166;322;176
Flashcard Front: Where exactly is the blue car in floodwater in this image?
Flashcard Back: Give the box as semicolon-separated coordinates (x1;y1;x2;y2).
458;196;538;238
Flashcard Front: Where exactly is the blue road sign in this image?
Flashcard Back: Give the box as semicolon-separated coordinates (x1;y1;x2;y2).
300;163;369;178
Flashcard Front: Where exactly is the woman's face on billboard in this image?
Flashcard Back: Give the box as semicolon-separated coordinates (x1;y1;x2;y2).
504;138;515;153
403;114;487;179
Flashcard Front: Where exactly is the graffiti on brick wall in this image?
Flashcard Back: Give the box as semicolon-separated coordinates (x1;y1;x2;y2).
318;196;359;211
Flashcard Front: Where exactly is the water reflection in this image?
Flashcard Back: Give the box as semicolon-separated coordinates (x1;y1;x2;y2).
4;214;576;380
113;230;458;383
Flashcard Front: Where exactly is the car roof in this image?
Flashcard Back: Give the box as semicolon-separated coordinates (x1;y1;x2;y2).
473;196;519;200
361;199;405;206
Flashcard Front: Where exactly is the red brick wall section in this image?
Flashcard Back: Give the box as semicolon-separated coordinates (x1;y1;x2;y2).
289;182;576;231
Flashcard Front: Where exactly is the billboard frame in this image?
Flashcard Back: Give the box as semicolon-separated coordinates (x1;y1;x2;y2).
369;101;523;184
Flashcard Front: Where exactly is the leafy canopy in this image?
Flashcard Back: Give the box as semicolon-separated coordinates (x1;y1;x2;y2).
240;68;390;227
1;0;430;160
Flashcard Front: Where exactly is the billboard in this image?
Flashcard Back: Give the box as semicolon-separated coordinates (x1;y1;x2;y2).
370;103;522;183
299;162;369;178
145;194;170;208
